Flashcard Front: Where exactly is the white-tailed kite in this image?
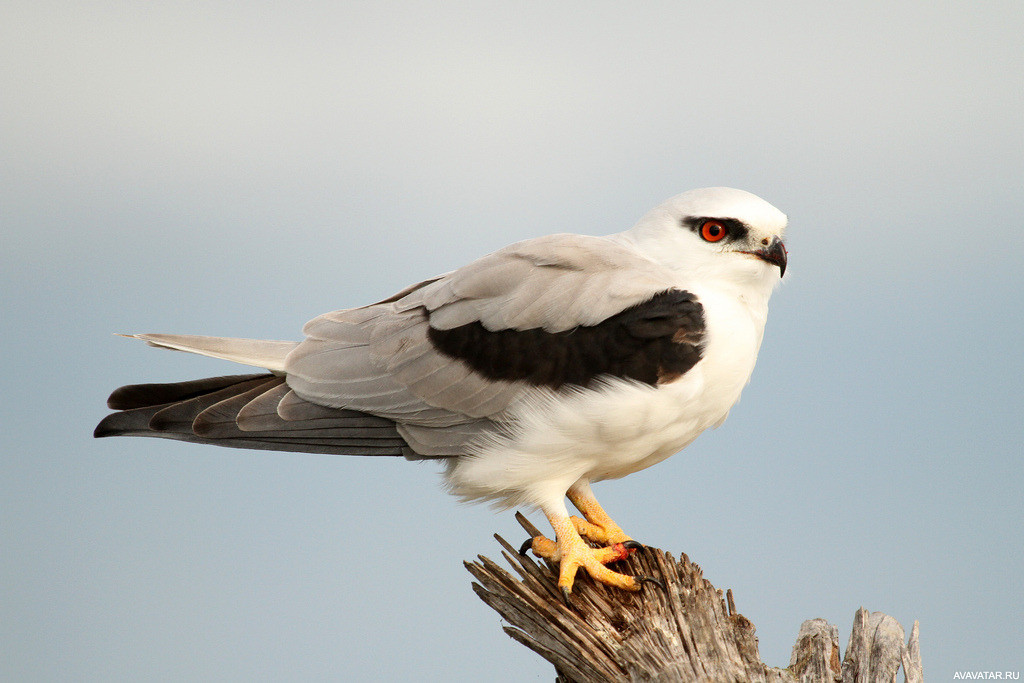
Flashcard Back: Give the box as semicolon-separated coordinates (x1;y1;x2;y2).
96;187;788;597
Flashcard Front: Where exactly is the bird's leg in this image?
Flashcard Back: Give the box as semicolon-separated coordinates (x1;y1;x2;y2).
567;481;633;548
524;505;643;596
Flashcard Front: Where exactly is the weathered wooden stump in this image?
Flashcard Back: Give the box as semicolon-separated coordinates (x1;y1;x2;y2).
466;514;921;682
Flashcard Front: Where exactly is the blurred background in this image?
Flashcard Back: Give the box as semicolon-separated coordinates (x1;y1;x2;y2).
3;1;1021;680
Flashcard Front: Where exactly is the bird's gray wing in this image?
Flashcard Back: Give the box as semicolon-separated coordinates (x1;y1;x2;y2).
284;234;688;455
94;374;416;457
412;234;679;332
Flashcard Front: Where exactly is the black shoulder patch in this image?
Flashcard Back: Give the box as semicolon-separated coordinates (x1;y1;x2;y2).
427;289;705;389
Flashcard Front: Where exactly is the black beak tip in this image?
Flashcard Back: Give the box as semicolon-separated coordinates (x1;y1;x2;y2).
746;237;787;277
768;237;787;278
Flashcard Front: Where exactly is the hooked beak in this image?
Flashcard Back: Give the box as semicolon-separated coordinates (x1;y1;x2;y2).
748;236;787;277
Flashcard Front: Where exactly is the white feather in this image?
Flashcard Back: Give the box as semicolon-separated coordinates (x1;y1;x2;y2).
121;333;297;373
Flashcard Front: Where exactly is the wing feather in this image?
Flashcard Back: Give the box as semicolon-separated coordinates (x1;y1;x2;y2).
99;233;703;461
284;233;679;434
96;374;417;457
421;234;676;332
150;377;278;432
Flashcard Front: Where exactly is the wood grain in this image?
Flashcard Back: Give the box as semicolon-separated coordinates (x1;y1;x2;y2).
467;516;922;682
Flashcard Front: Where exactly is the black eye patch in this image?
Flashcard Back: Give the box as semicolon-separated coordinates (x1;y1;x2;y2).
680;216;750;242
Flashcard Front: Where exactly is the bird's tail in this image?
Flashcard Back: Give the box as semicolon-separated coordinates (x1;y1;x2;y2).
94;373;414;457
118;333;299;372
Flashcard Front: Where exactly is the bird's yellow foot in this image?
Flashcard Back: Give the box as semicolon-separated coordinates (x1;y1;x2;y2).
520;514;659;597
567;484;633;547
569;515;632;547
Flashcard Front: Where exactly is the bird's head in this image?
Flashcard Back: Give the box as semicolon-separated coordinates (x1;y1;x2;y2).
622;187;788;288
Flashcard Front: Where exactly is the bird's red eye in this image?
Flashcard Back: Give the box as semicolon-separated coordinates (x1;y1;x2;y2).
700;220;728;242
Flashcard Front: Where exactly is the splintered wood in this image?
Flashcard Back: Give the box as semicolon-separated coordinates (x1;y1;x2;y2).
466;516;922;682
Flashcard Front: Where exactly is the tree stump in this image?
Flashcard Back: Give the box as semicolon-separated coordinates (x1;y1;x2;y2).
466;514;922;682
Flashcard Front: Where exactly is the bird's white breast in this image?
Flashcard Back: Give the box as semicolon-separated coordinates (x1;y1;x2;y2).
445;282;770;510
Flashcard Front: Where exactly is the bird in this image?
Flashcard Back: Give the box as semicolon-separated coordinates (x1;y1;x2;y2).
95;186;788;598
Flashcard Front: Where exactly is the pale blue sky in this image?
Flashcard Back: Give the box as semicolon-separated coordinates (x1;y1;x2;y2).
3;2;1022;680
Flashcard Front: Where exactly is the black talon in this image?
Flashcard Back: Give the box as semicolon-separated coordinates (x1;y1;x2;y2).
560;587;573;606
621;540;645;552
519;537;534;555
637;575;666;592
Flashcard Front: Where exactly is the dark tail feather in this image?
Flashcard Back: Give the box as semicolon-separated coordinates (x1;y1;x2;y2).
95;374;416;457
